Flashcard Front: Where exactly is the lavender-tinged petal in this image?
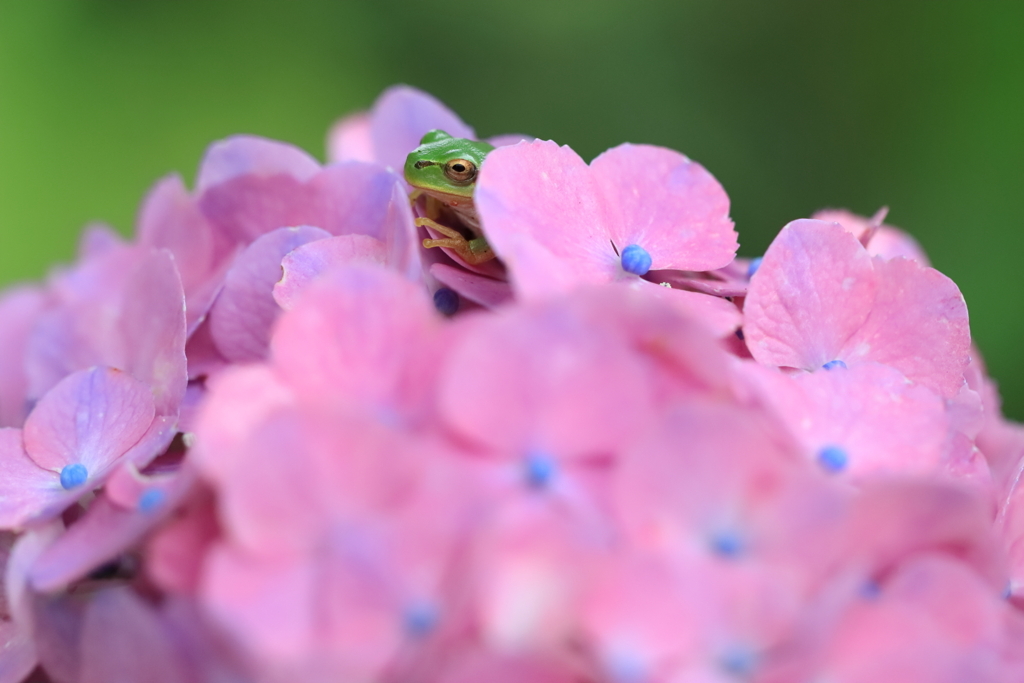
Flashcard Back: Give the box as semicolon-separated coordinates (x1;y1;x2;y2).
0;287;46;428
429;263;513;309
120;249;188;417
274;235;388;311
371;85;475;174
196;135;321;193
23;367;155;473
210;226;331;363
326;111;374;164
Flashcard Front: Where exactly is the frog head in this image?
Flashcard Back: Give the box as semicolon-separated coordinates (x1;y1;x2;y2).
403;130;494;201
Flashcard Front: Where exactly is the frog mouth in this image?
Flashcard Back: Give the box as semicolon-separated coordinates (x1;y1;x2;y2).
413;160;435;169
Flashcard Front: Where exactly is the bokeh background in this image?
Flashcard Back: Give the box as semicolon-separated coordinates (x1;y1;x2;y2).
1;1;1022;417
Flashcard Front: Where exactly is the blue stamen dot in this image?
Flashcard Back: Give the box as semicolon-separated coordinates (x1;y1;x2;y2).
523;451;558;489
59;463;88;490
403;603;438;637
710;530;744;558
1003;583;1013;600
138;488;166;513
746;257;763;279
620;244;653;276
860;579;882;600
735;328;745;341
822;359;847;371
433;287;459;316
719;647;757;677
817;445;849;473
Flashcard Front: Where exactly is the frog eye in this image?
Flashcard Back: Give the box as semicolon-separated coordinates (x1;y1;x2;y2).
444;159;477;184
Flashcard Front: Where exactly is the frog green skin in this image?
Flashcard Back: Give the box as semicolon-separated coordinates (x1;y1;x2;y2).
404;130;496;265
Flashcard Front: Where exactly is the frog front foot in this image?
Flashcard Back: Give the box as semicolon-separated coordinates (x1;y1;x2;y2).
416;217;495;265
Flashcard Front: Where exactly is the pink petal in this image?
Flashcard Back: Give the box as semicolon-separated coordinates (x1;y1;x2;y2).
190;364;294;483
637;280;741;338
476;140;616;299
203;544;404;677
744;362;949;479
274;235;388;310
591;144;737;271
119;249;188;416
23;367;155;473
326;111;374;164
813;209;931;265
146;489;219;596
210;225;331;363
841;256;970;398
744;219;877;370
437;293;654;458
270;266;437;410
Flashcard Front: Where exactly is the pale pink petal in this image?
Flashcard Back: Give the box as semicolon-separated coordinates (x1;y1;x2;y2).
274;235;388;310
637;280;741;338
209;225;331;363
270;266;437;410
190;364;294;482
203;544;403;679
146;489;219;596
326;111;374;164
592;144;737;271
743;362;950;479
841;256;970;398
476;140;615;299
437;294;653;458
23;367;155;472
744;219;877;370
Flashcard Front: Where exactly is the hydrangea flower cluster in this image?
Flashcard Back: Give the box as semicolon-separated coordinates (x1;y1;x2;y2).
2;85;1024;682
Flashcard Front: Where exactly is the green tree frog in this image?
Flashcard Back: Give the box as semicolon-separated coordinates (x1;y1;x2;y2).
404;130;496;265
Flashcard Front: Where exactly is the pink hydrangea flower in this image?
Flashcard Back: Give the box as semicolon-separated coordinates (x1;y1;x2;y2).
2;85;1023;682
743;218;970;398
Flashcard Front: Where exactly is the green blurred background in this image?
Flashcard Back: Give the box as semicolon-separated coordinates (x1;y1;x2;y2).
1;1;1022;417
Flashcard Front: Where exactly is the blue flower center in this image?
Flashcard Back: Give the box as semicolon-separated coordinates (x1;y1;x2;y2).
138;488;167;513
822;359;847;371
59;463;88;490
432;287;459;316
746;257;763;279
523;451;558;489
719;646;757;677
620;244;652;276
817;445;849;473
709;530;744;558
403;603;438;637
